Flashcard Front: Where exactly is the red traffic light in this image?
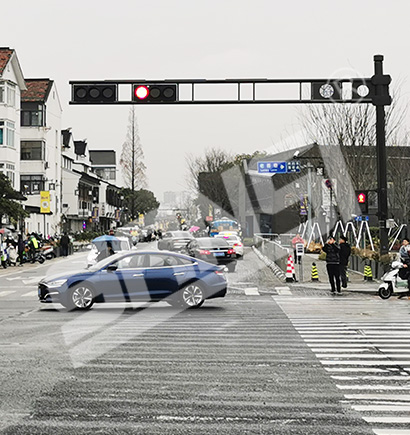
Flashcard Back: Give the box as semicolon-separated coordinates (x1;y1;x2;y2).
134;85;149;100
132;83;177;103
357;192;366;203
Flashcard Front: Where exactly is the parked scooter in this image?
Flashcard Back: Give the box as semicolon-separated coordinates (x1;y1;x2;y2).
43;245;56;259
378;260;410;299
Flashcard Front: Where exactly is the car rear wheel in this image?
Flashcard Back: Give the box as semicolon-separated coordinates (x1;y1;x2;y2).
63;284;95;310
182;283;204;308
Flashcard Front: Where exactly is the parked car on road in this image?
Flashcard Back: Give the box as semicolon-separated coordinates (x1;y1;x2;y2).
157;231;194;252
215;233;244;258
38;251;227;310
185;237;237;272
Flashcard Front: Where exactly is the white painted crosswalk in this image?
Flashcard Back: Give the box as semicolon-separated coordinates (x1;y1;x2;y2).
291;318;410;434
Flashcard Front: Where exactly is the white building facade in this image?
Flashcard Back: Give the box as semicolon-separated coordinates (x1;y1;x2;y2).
20;79;63;236
0;48;26;195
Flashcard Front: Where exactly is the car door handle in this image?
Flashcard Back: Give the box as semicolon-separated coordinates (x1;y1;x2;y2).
173;272;185;276
133;273;144;277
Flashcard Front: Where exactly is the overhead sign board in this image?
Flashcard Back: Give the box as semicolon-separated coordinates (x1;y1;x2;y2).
257;162;287;174
257;161;301;174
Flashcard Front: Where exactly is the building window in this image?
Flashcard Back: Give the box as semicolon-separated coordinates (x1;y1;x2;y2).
0;120;15;147
21;141;45;160
0;163;15;187
63;156;72;170
21;103;45;127
95;167;116;180
20;175;44;195
7;83;15;107
0;83;4;103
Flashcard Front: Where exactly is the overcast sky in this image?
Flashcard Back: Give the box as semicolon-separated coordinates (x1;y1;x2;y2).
3;0;410;201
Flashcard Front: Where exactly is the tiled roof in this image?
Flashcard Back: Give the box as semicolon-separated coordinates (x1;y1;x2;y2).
21;79;53;102
0;48;13;76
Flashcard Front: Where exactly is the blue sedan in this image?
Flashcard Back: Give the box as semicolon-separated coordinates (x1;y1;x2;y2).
38;251;227;310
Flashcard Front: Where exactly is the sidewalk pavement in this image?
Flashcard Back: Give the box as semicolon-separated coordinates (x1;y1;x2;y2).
293;253;380;293
0;250;87;276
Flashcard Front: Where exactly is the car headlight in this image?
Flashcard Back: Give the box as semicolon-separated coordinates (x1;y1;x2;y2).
45;279;68;288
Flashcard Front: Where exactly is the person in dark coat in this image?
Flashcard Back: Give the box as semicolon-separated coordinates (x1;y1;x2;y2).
96;241;115;263
60;232;70;257
17;234;25;266
322;236;341;294
339;236;351;289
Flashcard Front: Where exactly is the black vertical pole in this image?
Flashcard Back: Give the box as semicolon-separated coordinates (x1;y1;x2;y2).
373;55;389;256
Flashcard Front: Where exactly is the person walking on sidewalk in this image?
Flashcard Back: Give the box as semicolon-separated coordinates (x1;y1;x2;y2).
339;236;351;289
17;234;25;266
322;236;341;294
292;233;305;265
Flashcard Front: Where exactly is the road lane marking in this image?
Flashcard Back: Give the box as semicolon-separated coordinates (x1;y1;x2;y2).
22;276;45;285
345;394;410;401
276;286;292;295
6;276;22;281
322;361;410;366
337;385;410;390
0;291;16;297
21;291;38;297
244;288;259;295
327;368;390;373
364;416;410;423
373;429;410;435
333;375;410;381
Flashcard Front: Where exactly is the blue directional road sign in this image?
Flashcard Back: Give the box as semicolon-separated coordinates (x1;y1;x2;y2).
287;161;301;173
257;161;287;174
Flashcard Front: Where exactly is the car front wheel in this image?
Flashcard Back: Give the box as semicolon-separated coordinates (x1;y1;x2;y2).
63;284;95;310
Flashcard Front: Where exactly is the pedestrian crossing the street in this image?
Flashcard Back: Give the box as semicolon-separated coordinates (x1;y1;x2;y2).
288;317;410;434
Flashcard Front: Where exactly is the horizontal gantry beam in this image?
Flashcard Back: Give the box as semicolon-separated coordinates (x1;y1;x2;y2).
69;77;379;105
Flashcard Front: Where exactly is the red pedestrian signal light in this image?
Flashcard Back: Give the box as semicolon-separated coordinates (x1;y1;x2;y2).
355;190;368;214
132;83;178;103
357;192;366;203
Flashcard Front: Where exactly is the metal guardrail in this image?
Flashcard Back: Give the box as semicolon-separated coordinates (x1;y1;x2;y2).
254;234;290;272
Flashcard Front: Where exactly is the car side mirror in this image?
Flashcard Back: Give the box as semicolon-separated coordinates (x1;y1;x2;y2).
106;264;118;272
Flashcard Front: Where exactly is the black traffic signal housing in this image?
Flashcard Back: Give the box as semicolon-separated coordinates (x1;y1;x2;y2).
72;84;117;104
133;83;178;103
355;190;368;215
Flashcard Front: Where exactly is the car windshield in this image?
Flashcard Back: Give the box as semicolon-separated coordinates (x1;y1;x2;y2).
88;252;127;272
197;238;229;248
92;240;130;252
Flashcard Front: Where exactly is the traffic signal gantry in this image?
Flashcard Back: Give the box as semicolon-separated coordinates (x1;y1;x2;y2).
69;55;392;255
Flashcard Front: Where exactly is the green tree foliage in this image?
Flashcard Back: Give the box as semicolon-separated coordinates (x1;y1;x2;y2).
122;188;159;221
0;173;28;224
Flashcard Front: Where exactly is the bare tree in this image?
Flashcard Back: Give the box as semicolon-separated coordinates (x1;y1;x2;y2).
120;107;147;219
298;85;409;223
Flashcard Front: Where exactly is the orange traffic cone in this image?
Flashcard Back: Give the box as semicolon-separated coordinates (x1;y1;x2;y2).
286;255;296;282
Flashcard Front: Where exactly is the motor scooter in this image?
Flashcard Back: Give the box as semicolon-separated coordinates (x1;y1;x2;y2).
378;260;410;299
30;250;46;264
43;245;56;259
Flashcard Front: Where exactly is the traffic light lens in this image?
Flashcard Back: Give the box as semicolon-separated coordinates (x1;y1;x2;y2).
75;87;87;99
135;86;149;100
89;88;100;99
358;193;366;203
150;88;161;99
102;87;114;99
164;87;174;98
